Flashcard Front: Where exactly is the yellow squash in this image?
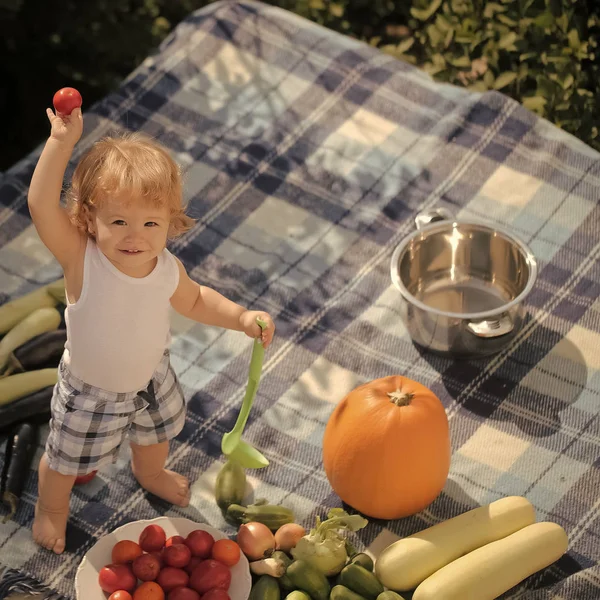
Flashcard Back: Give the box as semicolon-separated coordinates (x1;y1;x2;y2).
0;278;65;334
0;369;58;406
412;522;568;600
374;496;535;591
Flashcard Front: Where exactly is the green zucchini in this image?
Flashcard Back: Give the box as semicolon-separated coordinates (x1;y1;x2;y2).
339;563;384;599
285;560;330;600
226;502;294;530
272;550;294;591
351;553;374;572
285;592;311;600
215;459;246;511
376;592;406;600
331;585;369;600
249;574;280;600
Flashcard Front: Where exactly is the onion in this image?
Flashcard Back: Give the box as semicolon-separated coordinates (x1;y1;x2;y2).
237;522;275;560
275;523;306;552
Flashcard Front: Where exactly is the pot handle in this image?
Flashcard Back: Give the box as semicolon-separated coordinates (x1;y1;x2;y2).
415;208;454;230
467;314;514;338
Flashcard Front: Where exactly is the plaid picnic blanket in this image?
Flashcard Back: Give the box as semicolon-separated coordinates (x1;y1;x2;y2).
1;1;599;598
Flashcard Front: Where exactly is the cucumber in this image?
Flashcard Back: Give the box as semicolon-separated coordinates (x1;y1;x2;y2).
273;550;294;591
351;553;374;572
377;592;406;600
249;574;280;600
331;584;369;600
215;460;246;511
226;502;294;530
286;560;331;600
339;563;384;599
285;593;311;600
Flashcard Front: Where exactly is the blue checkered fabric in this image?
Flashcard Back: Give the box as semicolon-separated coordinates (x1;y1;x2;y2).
0;1;598;598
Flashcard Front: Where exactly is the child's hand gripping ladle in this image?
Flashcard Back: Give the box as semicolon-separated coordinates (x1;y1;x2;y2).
221;317;269;469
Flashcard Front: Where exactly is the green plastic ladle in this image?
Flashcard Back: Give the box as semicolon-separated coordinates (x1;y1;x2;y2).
221;317;269;469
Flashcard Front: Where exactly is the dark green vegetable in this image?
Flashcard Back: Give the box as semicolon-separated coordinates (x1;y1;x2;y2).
226;502;295;530
7;329;66;375
215;460;246;511
1;423;39;523
331;585;369;600
272;550;294;591
249;574;280;600
339;563;384;599
351;553;374;572
0;386;53;433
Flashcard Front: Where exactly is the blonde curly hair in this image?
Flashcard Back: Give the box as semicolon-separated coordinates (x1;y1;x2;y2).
66;132;195;239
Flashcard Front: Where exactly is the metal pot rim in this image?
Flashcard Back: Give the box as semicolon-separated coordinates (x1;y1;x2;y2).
390;218;538;320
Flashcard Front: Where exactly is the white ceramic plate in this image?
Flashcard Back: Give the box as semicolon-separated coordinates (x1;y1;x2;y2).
75;516;251;600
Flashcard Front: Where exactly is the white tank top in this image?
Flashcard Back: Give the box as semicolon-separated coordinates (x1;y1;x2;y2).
63;239;180;393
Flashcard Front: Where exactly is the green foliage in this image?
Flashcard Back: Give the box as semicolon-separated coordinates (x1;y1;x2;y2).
0;0;597;170
369;0;598;150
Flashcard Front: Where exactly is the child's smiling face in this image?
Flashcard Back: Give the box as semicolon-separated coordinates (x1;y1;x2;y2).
87;192;171;277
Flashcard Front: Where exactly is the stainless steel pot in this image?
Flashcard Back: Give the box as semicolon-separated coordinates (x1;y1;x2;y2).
390;208;537;358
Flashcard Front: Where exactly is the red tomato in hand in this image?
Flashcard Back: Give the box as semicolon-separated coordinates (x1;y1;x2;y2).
53;87;82;115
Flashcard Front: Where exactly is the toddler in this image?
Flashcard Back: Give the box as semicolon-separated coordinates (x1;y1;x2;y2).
27;106;275;554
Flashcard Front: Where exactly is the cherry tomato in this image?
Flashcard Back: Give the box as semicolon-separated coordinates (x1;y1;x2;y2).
202;590;230;600
52;87;82;115
189;559;230;594
111;540;143;564
74;470;97;485
184;530;214;558
109;592;133;600
211;539;240;567
139;524;167;552
166;535;187;547
133;581;165;600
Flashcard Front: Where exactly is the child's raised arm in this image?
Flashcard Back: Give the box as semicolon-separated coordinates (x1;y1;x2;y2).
27;107;86;270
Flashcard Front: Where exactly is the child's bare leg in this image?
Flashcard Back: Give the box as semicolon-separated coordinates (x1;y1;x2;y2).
130;441;190;507
33;453;76;554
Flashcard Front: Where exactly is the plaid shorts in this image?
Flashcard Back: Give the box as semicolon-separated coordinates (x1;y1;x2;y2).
46;351;186;476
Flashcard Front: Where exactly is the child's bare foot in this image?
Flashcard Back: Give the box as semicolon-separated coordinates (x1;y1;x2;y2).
33;502;68;554
135;468;190;507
